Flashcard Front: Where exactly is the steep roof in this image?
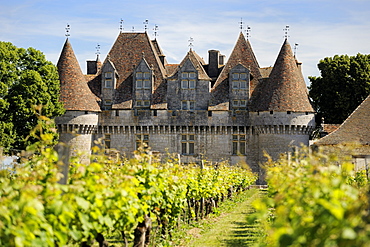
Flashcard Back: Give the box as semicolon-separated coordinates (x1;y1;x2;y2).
168;49;211;81
103;32;167;108
315;94;370;151
210;33;261;108
249;39;314;112
57;38;101;112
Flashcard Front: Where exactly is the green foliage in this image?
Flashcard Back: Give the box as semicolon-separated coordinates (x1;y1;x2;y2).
309;53;370;124
0;41;64;152
251;146;370;247
0;119;257;246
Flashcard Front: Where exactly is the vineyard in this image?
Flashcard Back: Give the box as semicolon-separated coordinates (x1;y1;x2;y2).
0;137;257;247
1;121;370;246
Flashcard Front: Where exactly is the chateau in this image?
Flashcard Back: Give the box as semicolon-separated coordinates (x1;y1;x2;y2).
55;29;316;179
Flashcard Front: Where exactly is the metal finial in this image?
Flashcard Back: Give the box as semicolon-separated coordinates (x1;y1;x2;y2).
119;18;124;32
131;26;135;32
65;24;70;37
239;18;244;32
283;25;290;39
143;19;149;32
294;43;299;57
188;37;194;49
246;25;251;39
153;24;159;38
95;44;101;56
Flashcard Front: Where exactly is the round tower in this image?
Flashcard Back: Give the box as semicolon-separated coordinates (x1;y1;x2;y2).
249;39;315;177
55;38;101;164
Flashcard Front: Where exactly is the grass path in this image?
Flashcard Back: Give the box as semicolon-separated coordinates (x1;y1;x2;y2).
186;189;263;247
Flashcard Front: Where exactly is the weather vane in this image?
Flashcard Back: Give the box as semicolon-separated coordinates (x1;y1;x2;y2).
239;18;244;32
246;25;251;39
119;18;124;32
188;37;194;49
153;24;159;38
294;43;299;57
95;44;101;56
65;24;70;37
283;25;290;39
143;19;149;32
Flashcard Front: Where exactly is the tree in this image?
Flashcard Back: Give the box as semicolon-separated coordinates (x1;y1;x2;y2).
309;54;370;124
0;41;65;152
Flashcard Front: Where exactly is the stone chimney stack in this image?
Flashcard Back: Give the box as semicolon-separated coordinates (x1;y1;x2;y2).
208;50;220;78
86;55;101;75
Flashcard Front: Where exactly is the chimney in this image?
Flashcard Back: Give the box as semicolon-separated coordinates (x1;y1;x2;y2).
208;50;220;78
219;54;225;65
86;55;101;75
159;54;166;66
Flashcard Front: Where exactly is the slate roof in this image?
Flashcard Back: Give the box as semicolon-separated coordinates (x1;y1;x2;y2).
315;94;370;152
168;49;211;81
210;32;261;109
100;32;167;108
57;39;101;112
249;39;314;112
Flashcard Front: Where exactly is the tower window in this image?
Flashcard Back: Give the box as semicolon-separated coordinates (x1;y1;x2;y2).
232;134;246;155
181;134;195;155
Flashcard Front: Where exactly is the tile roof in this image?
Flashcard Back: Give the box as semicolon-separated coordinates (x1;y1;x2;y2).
315;94;370;151
210;32;261;108
249;39;314;112
168;49;211;81
102;32;167;108
57;39;101;112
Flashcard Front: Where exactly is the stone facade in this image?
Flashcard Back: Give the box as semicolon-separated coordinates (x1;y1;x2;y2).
55;30;316;181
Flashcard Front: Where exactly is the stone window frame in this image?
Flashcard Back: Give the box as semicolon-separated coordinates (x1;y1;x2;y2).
231;72;248;90
181;134;195;155
103;72;113;88
232;134;246;155
232;99;247;110
135;100;150;108
181;72;197;89
104;134;111;149
136;134;149;150
135;72;151;89
181;100;195;110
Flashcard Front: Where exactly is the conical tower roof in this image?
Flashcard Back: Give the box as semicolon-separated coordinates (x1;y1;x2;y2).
57;39;100;112
315;94;370;151
249;39;314;112
210;32;261;108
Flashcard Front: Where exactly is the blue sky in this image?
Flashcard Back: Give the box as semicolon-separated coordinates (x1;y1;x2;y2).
1;0;370;85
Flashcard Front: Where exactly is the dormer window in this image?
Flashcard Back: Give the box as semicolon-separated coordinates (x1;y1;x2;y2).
136;72;151;89
232;73;247;89
104;72;113;88
181;72;196;89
